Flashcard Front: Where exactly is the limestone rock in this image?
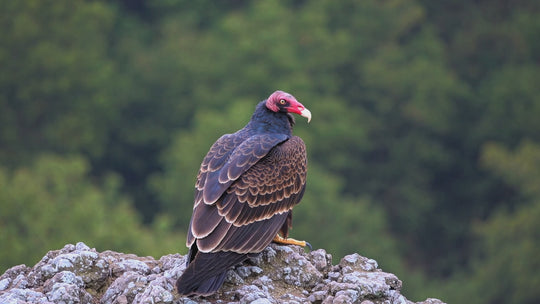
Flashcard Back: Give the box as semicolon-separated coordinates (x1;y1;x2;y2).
0;242;446;304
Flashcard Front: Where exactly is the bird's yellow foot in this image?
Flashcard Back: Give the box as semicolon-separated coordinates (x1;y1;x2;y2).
272;234;312;251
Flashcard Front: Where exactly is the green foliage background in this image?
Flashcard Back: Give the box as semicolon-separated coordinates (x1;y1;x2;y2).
1;1;539;303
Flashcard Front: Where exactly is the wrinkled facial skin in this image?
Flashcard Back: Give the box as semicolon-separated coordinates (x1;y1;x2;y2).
266;90;311;123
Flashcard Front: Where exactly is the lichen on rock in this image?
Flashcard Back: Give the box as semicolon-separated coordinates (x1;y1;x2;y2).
0;242;446;304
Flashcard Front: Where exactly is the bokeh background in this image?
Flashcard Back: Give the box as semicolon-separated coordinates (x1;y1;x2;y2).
1;1;539;303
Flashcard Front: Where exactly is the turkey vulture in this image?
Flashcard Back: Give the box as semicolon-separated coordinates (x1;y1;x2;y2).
176;90;311;296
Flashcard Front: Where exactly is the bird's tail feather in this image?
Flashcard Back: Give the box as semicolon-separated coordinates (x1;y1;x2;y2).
176;251;248;296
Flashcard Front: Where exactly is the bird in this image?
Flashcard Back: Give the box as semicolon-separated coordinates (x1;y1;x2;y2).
176;90;312;297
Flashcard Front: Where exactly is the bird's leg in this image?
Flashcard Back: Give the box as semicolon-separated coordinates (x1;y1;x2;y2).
272;234;312;251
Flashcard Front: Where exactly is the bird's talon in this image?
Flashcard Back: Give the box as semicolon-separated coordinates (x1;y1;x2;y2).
272;234;311;251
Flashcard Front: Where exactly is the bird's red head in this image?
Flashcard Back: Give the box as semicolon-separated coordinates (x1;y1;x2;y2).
266;90;312;122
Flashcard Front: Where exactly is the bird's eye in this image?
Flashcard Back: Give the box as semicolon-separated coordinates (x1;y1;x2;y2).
279;99;286;105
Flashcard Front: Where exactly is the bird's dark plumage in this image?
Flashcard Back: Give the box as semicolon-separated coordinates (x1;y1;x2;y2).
176;91;311;296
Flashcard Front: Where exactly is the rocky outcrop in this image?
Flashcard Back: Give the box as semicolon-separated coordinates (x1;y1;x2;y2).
0;242;445;304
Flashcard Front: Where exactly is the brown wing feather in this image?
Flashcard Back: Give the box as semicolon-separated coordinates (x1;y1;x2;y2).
188;132;289;247
196;212;289;253
195;133;288;207
189;136;307;253
194;133;246;208
221;136;307;224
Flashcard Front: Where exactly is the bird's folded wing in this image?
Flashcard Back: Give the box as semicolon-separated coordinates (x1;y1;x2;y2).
219;136;307;225
196;133;289;206
189;136;307;253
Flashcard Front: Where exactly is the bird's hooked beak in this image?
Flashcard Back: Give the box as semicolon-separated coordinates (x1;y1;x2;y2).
288;101;312;123
300;107;312;123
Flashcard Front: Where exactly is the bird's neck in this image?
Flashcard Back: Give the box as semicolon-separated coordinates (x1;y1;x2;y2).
247;101;293;136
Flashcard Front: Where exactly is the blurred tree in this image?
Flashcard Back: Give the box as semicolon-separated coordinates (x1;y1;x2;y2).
418;0;540;83
0;0;202;221
0;154;183;273
463;201;540;304
477;66;540;145
441;140;540;304
0;0;118;164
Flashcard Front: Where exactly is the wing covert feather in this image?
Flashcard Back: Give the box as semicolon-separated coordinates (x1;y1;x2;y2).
217;136;307;225
200;133;288;205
